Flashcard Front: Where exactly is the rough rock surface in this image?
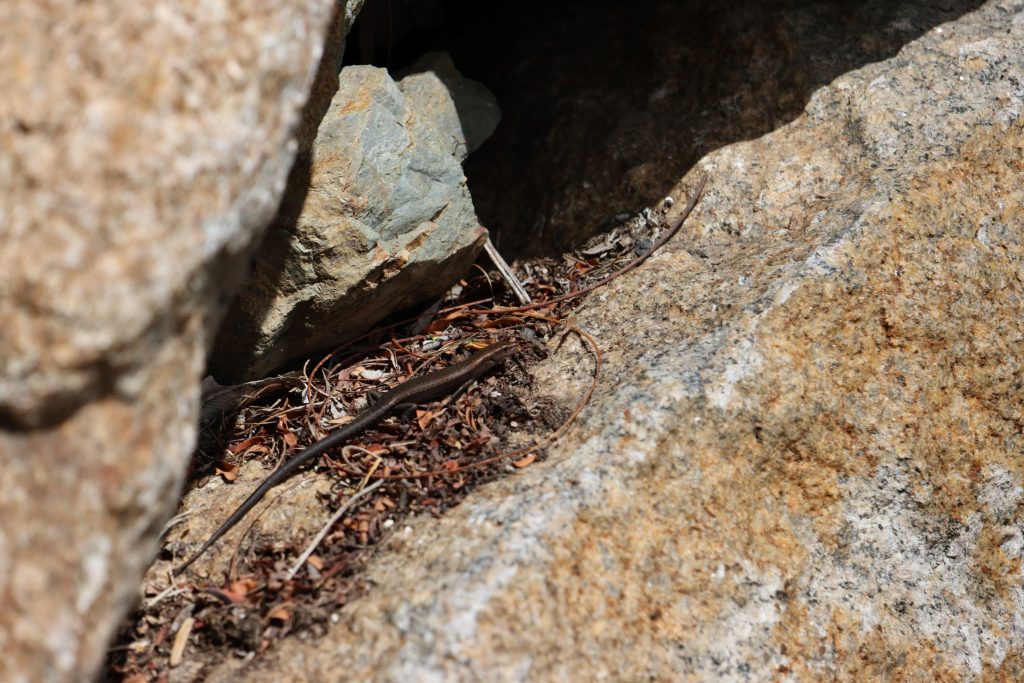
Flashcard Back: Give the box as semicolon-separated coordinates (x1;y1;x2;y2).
205;1;1024;680
209;59;496;382
0;0;337;680
399;52;503;158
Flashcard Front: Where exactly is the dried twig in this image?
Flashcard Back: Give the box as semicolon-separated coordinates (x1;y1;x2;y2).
168;615;194;668
464;175;706;315
286;478;384;580
484;236;532;305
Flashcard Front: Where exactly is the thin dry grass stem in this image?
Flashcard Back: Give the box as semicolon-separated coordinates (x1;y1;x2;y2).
464;175;706;316
287;475;384;580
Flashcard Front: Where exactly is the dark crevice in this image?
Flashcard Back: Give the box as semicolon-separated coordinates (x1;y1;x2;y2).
344;0;985;258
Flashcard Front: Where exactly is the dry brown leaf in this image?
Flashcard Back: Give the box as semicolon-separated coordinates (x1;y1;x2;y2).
267;604;291;623
480;316;526;328
416;408;436;430
276;414;292;436
423;310;465;333
513;454;537;468
223;577;258;603
229;436;263;455
214;461;239;482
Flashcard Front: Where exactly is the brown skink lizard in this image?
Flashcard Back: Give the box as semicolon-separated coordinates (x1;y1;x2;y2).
177;341;516;573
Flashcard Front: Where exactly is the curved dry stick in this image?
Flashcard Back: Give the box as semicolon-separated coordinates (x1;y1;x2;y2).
462;174;707;316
